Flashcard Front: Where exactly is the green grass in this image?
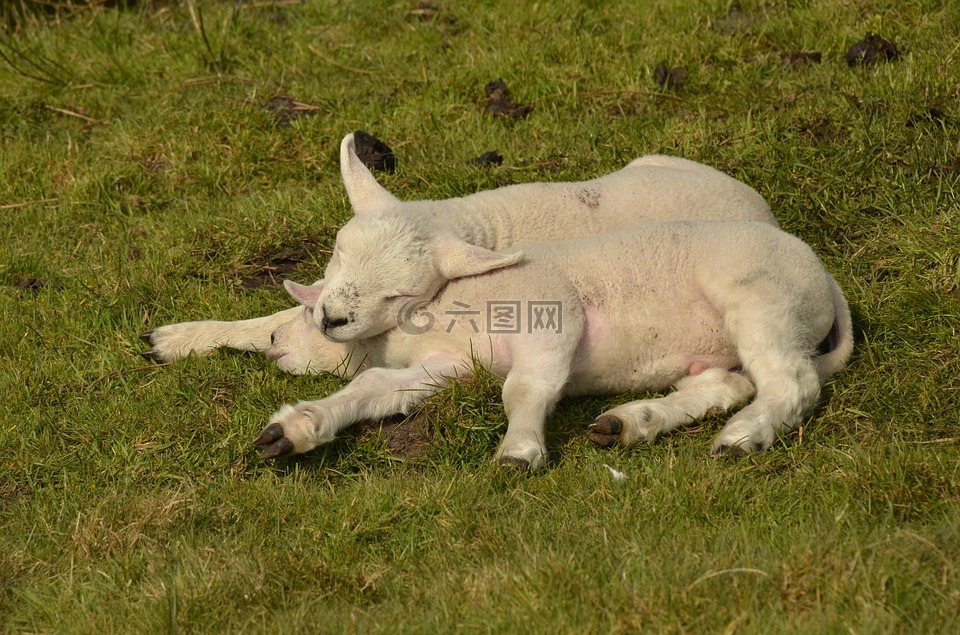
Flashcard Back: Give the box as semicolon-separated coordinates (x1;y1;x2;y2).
2;0;959;631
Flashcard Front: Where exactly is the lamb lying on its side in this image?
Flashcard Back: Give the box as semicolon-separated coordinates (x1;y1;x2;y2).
257;216;853;468
141;133;776;374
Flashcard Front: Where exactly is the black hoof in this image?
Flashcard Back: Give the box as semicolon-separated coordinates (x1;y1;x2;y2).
253;422;285;447
139;331;154;344
710;443;748;459
587;415;623;448
140;349;164;362
259;437;295;460
587;432;618;447
498;456;530;471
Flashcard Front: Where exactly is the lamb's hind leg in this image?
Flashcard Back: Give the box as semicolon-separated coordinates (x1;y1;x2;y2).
711;340;821;457
587;368;756;447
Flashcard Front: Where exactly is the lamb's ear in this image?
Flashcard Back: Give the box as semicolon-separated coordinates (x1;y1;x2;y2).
340;133;399;216
283;280;324;307
434;236;524;281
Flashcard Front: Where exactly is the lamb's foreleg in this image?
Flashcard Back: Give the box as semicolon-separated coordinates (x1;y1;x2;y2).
141;306;304;362
253;354;468;459
587;368;756;447
495;354;573;471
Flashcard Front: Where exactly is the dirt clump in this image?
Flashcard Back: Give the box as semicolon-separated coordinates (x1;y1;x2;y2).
353;130;397;173
782;51;822;67
484;79;533;119
846;34;899;67
472;151;503;166
238;248;310;289
654;62;686;90
261;95;320;127
359;414;435;459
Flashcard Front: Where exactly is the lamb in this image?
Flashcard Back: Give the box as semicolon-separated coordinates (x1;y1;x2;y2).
141;132;777;373
255;216;853;469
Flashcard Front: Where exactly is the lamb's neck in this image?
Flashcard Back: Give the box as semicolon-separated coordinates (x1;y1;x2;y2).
399;195;517;250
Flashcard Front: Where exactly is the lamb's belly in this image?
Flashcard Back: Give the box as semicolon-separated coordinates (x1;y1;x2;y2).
566;307;739;396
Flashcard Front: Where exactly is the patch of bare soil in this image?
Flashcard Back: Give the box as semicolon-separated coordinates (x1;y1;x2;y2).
238;247;311;290
13;276;50;292
711;7;754;34
472;151;503;166
352;130;397;173
846;34;899;67
782;51;822;67
799;116;838;142
654;62;686;90
906;107;951;127
261;94;320;127
484;78;533;119
359;413;435;459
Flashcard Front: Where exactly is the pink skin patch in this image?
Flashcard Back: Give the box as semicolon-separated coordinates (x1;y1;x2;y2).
688;361;712;376
488;335;512;370
581;308;607;349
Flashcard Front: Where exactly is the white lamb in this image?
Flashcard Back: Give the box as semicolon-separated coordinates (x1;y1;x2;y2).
256;216;853;469
141;133;777;373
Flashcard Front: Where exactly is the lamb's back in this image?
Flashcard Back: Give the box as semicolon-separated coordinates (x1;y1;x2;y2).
399;160;777;250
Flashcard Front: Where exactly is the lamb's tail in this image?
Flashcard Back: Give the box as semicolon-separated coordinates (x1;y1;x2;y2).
815;273;854;382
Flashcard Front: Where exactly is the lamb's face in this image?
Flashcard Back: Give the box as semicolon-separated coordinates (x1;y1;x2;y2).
316;216;443;342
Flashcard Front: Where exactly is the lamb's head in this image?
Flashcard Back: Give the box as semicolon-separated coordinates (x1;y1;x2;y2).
285;215;523;343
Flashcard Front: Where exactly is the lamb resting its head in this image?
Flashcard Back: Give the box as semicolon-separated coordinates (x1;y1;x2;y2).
295;215;523;342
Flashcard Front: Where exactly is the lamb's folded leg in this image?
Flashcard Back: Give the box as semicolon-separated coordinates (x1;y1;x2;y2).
710;306;824;456
587;368;756;447
710;352;820;457
140;306;304;362
253;353;468;459
494;347;576;471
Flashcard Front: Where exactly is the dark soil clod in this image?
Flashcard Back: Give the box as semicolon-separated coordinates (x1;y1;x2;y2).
358;414;435;459
239;248;310;289
406;0;438;21
353;130;397;173
846;34;899;67
801;117;838;142
906;107;951;127
473;151;503;166
261;94;320;127
484;79;533;119
782;51;822;67
654;62;686;90
15;276;48;292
